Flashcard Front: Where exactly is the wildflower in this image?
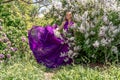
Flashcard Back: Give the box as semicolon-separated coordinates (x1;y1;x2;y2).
0;54;5;59
93;41;100;48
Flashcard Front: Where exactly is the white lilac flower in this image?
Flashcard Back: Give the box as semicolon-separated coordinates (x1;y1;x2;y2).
53;29;61;38
53;1;62;10
103;14;109;24
81;11;88;21
93;40;100;48
93;17;98;24
58;15;62;20
71;53;78;58
69;37;75;41
74;46;80;51
74;13;81;21
70;23;77;29
85;32;89;39
100;38;109;46
78;24;86;33
112;29;119;35
111;46;118;54
64;57;69;62
90;23;95;28
85;39;90;45
60;52;66;57
68;50;73;55
90;31;96;35
63;29;67;35
99;30;106;37
99;26;108;37
100;26;108;31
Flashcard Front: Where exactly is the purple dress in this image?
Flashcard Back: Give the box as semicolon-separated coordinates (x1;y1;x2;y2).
28;21;74;68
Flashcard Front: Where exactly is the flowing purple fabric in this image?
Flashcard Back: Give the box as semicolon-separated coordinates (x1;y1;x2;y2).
28;21;74;68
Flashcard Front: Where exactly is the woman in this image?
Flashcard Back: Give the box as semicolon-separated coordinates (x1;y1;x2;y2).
28;11;74;68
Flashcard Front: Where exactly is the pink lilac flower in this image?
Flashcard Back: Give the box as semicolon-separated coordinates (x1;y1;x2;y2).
10;47;18;52
6;54;11;59
0;54;5;59
2;33;6;37
3;38;9;43
21;36;26;42
0;26;2;31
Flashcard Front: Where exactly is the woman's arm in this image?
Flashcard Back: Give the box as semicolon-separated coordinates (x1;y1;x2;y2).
58;21;66;31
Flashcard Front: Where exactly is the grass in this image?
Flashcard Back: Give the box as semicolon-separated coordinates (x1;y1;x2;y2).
52;64;120;80
0;55;120;80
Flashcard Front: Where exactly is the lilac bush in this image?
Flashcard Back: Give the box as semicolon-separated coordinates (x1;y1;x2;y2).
51;0;120;63
0;25;30;61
